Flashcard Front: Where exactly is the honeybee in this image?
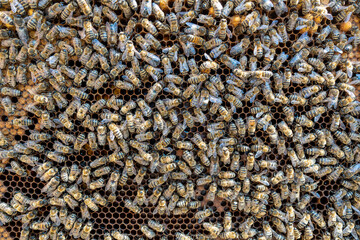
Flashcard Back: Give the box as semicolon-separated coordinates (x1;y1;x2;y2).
139;224;155;240
1;97;16;115
30;221;51;231
310;210;326;228
63;98;81;117
69;218;83;239
89;177;105;190
80;221;93;240
1;87;21;97
8;160;27;177
111;230;130;240
175;232;193;240
194;208;213;223
9;198;27;214
15;208;38;226
145;219;166;233
72;133;86;152
11;117;34;129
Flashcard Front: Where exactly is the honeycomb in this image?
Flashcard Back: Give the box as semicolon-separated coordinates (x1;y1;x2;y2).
0;0;359;239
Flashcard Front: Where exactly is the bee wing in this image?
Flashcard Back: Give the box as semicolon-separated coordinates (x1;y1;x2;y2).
323;13;334;22
262;121;270;131
349;79;360;85
347;67;353;78
14;214;24;221
53;118;63;127
121;49;129;61
134;175;142;185
162;124;171;137
254;161;260;171
269;20;278;28
173;51;178;62
344;11;354;22
109;131;115;141
153;206;159;215
253;44;258;56
257;24;269;31
204;53;213;61
76;174;84;185
226;28;233;39
10;0;18;13
132;196;139;206
294;209;303;219
308;219;315;230
310;191;320;198
298;31;308;41
351;228;360;240
185;22;196;28
77;28;87;39
52;215;61;226
270;34;279;45
162;47;171;53
313;115;321;122
229;103;236;113
153;119;159;131
352;205;360;216
100;119;112;125
149;158;159;173
255;150;263;158
249;92;258;104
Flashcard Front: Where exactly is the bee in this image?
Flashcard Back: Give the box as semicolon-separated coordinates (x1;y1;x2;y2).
83;195;99;212
56;207;68;225
46;206;61;226
9;198;27;214
92;166;111;177
88;177;105;190
105;96;123;111
80;221;93;240
111;230;130;240
92;192;107;207
1;96;16;115
129;166;147;187
147;220;166;233
166;193;179;215
79;46;93;66
69;218;83;239
0;11;14;27
333;130;351;145
1;87;21;97
72;133;87;152
11;117;34;129
194;208;213;223
0;202;16;217
100;169;119;194
64;98;81;118
70;37;83;56
177;160;191;176
124;198;141;214
30;221;51;231
310;210;326;228
8;160;27;177
64;213;77;231
15;209;38;226
175;232;193;240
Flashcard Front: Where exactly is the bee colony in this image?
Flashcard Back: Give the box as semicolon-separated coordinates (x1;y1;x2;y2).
0;0;360;238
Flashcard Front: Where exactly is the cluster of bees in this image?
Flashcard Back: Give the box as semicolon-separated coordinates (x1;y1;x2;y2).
0;0;360;238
